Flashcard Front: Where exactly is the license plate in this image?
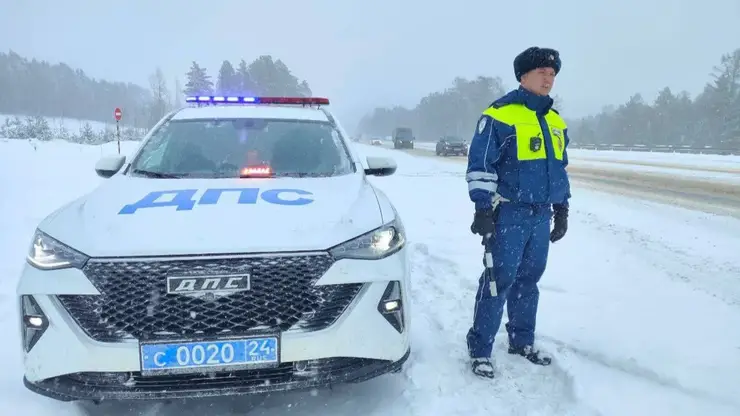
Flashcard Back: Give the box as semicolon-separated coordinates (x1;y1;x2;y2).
140;336;279;373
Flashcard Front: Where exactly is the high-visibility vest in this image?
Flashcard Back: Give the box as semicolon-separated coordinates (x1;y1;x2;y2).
482;104;567;161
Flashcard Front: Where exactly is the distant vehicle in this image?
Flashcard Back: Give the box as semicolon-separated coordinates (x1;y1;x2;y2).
392;127;414;149
17;95;410;404
371;138;383;146
436;136;468;156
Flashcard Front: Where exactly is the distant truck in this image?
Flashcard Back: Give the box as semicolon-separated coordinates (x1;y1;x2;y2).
392;127;414;149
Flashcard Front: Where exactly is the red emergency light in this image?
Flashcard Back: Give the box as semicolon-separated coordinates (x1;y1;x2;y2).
240;165;274;178
255;97;330;105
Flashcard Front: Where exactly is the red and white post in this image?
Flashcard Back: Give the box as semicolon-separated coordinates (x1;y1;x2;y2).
114;107;122;154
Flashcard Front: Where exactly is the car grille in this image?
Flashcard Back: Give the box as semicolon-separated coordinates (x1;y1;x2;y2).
57;254;363;343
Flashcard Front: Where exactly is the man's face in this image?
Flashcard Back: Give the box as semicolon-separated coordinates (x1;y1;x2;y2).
521;67;556;96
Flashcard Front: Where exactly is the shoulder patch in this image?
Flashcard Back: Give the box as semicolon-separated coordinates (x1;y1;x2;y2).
477;116;488;134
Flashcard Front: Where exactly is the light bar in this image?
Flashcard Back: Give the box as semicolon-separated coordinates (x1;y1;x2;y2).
185;96;329;105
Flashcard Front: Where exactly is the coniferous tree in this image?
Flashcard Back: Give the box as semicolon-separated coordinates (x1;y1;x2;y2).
183;61;213;96
216;60;239;95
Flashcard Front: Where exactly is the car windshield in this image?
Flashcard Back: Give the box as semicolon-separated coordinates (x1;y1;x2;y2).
443;136;464;143
128;118;355;178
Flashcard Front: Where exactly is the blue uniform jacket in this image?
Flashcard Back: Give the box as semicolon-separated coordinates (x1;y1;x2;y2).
466;86;571;211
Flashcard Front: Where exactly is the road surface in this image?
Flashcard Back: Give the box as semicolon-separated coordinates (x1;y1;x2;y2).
376;143;740;219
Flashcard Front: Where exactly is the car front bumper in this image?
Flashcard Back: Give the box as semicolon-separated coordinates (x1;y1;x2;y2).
17;246;411;402
441;146;466;153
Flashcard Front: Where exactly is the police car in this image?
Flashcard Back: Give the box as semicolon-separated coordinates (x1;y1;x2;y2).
17;95;411;402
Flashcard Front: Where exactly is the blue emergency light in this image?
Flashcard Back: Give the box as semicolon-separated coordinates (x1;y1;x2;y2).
185;96;330;105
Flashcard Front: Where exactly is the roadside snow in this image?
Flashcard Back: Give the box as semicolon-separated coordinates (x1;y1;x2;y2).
0;114;121;134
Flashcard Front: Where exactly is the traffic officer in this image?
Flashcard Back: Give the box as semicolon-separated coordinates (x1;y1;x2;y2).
464;46;570;378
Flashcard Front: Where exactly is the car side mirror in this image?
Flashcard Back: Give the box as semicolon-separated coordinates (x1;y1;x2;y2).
365;156;397;177
95;155;126;178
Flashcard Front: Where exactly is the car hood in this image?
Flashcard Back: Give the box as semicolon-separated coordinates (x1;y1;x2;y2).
39;174;384;257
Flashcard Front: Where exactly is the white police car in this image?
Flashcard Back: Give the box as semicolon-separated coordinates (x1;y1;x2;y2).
17;95;410;402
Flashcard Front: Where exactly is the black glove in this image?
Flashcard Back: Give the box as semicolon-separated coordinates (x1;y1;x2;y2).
471;208;498;237
550;204;568;243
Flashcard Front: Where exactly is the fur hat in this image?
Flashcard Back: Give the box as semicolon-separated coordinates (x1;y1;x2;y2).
514;47;561;82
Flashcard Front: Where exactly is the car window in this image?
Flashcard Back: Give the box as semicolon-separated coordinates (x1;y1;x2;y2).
129;118;355;178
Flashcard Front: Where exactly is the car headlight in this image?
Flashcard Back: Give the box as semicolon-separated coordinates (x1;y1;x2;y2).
26;230;89;270
330;219;406;260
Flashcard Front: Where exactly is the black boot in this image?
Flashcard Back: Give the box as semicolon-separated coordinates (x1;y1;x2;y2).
508;345;552;366
471;358;495;378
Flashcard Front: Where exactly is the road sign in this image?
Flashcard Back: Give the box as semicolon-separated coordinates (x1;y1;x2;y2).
114;108;122;121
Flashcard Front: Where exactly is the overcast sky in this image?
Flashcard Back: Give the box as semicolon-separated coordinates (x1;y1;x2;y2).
2;0;739;128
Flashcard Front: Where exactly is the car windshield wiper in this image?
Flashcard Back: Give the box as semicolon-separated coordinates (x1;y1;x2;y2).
131;169;186;179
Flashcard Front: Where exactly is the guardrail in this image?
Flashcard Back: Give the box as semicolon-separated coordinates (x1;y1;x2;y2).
357;139;740;156
568;143;740;156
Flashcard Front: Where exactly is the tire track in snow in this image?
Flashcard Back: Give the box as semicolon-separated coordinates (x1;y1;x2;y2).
578;210;740;306
538;334;740;411
406;242;597;416
395;172;465;178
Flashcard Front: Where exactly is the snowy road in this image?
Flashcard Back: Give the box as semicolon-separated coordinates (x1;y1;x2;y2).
385;144;740;219
1;139;739;415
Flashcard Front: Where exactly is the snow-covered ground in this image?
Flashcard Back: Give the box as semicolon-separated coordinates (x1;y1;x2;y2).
0;114;115;134
566;148;740;170
570;161;740;185
1;139;739;416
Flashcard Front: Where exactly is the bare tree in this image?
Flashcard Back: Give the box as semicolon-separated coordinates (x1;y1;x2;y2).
173;77;183;107
149;67;171;125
